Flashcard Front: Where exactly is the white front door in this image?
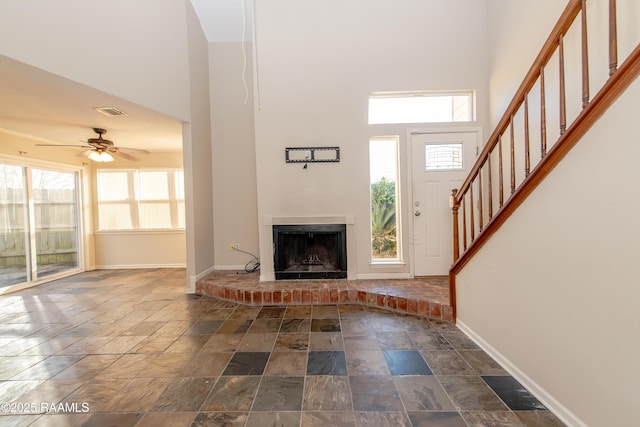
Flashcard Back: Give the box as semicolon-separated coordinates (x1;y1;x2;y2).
411;131;477;276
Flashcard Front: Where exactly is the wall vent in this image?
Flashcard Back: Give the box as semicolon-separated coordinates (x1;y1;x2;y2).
94;107;128;117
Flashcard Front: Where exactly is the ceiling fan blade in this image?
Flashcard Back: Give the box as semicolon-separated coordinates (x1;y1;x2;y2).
116;146;151;154
36;144;92;148
36;130;148;162
112;150;141;162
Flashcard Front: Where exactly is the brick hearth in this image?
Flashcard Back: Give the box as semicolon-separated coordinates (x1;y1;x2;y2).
196;271;453;322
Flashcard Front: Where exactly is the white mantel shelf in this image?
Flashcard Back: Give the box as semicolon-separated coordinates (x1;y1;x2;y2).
264;215;356;226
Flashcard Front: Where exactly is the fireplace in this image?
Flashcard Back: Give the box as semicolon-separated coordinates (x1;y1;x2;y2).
273;224;347;280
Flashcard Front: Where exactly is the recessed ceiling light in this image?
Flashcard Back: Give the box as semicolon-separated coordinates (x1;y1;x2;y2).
94;107;128;117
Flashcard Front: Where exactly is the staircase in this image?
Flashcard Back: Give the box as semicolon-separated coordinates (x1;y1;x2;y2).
448;0;640;320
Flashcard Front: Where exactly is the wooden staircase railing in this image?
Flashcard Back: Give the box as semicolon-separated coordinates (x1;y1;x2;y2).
448;0;640;320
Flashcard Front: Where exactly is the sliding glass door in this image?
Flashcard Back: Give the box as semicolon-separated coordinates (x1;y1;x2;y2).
0;164;30;286
32;168;79;279
0;162;81;289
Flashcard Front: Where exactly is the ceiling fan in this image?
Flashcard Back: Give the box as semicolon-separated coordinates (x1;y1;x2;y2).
36;128;150;162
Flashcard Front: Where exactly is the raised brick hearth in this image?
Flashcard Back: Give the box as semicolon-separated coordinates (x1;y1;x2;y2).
196;271;453;322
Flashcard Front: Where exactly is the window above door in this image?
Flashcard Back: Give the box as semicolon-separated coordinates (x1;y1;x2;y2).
368;91;475;125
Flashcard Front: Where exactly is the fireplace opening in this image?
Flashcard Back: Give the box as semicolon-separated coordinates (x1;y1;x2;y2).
273;224;347;280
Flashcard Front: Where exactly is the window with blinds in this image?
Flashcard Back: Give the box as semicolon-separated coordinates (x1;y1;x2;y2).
96;169;185;231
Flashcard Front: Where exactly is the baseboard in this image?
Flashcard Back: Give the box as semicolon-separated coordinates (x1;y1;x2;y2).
187;265;217;294
356;272;413;280
187;276;196;293
95;264;187;269
456;320;586;427
214;264;248;271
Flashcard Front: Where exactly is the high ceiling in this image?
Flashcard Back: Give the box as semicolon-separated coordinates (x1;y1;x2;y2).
191;0;253;43
0;1;250;156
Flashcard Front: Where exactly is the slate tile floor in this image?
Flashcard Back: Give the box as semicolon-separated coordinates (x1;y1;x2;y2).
0;269;565;426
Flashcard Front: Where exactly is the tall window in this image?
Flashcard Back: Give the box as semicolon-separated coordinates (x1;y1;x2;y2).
368;91;474;124
97;169;185;231
370;137;400;260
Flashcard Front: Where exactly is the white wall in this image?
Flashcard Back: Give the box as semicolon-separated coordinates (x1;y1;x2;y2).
485;0;565;128
0;0;191;121
457;76;640;427
183;0;215;290
210;42;259;270
253;0;490;280
94;232;186;269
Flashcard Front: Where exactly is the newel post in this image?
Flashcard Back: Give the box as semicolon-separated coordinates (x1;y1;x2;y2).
449;188;460;322
450;189;460;263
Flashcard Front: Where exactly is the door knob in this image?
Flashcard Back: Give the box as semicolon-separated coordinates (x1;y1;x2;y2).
414;210;421;216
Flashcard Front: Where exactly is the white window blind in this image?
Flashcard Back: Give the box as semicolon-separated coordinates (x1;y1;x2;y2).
97;169;185;231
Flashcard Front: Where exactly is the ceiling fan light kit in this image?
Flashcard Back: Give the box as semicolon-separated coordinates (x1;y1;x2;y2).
87;150;114;162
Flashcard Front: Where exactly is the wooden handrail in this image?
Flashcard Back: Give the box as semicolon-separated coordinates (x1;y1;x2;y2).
454;0;582;198
448;0;640;321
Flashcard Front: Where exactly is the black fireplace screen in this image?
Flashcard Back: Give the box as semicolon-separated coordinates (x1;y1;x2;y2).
273;224;347;280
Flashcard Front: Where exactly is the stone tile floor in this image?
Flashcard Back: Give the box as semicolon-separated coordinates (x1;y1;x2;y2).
0;269;565;426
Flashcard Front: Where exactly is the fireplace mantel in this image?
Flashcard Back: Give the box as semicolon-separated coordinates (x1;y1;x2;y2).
264;215;356;226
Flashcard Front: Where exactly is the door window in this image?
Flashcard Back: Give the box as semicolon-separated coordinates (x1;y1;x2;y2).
425;143;464;170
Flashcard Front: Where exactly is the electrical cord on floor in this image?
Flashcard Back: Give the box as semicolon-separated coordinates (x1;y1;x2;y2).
234;248;260;273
